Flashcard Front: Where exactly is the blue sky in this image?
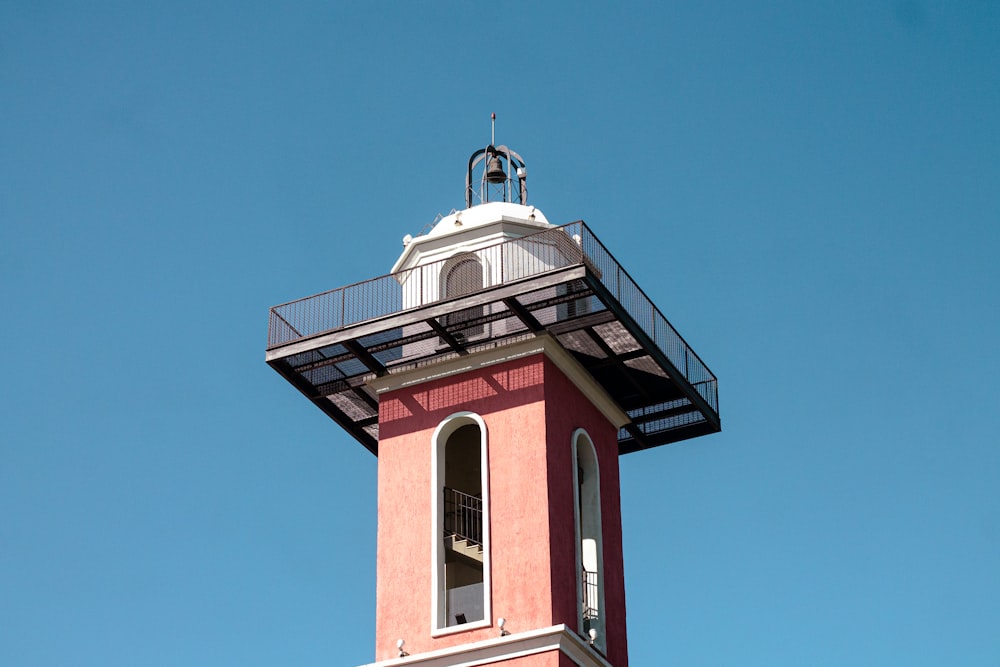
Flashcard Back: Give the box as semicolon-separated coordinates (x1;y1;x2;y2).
2;2;998;665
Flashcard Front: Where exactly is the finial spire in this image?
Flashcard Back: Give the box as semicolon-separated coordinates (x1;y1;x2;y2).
491;112;496;146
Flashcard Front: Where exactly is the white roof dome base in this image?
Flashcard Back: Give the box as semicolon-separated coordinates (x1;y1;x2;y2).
393;202;552;274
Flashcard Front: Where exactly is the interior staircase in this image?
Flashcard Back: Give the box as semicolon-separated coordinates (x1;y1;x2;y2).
445;534;484;564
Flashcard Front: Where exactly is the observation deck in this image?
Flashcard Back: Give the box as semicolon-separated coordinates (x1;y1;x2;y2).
266;221;720;455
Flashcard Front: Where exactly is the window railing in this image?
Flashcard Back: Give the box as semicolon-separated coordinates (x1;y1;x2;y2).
582;568;599;626
443;487;483;547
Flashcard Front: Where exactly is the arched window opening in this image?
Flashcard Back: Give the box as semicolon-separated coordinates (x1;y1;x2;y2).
573;429;606;652
441;254;485;340
432;414;491;634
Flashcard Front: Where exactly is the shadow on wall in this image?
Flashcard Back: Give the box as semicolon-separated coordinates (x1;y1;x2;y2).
380;356;546;432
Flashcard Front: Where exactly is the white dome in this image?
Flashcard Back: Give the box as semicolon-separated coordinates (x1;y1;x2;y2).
390;202;553;274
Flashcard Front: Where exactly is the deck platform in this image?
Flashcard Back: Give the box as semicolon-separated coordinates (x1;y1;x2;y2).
266;222;719;455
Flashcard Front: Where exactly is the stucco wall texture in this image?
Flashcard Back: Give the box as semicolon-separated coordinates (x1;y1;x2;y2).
374;354;628;665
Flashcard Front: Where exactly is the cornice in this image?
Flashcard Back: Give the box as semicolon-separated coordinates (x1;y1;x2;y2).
356;624;611;667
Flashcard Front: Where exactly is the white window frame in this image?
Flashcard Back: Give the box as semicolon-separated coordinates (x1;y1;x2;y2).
572;428;606;652
431;412;492;636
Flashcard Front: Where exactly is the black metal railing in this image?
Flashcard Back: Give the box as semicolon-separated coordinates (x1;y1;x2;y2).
443;487;483;547
582;568;599;625
267;222;718;415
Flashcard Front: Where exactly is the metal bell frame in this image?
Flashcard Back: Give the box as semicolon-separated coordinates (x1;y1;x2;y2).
465;144;528;208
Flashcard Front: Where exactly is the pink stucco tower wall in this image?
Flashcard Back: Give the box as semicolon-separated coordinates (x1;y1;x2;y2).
370;351;628;666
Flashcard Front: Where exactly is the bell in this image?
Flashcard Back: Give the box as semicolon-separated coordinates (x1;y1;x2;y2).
485;156;507;184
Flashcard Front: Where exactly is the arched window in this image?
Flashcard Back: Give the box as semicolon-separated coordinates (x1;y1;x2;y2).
573;429;606;651
443;255;483;298
431;413;491;634
440;253;484;339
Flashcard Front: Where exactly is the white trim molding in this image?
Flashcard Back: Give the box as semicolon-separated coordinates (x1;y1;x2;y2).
571;429;607;653
358;624;611;667
430;413;492;636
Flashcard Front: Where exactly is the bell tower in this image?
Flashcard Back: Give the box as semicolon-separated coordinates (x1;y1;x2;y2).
266;129;720;666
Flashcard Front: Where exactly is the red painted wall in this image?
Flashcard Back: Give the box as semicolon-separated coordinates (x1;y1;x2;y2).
373;353;628;665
